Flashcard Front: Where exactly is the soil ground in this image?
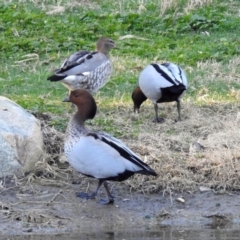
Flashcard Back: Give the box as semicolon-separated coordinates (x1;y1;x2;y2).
0;177;240;237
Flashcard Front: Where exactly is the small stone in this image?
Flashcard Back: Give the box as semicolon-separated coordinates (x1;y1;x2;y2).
176;197;185;203
189;142;205;154
199;186;211;192
22;228;33;233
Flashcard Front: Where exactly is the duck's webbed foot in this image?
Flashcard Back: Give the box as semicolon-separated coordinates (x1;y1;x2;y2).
153;117;164;123
174;117;181;123
98;198;114;205
98;181;114;205
76;180;115;204
76;191;96;199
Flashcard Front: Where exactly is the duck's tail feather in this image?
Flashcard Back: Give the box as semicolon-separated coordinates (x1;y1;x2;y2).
139;168;158;177
47;74;67;82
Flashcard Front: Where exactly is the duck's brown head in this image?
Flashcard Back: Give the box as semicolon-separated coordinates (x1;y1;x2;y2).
96;37;118;55
132;86;147;113
69;89;97;122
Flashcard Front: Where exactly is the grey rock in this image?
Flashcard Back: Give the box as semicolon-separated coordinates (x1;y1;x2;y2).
0;97;44;177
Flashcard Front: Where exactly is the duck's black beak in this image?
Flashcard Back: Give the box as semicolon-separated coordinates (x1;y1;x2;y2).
62;96;70;102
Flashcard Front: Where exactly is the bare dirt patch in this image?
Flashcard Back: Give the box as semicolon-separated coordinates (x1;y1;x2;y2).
1;102;240;236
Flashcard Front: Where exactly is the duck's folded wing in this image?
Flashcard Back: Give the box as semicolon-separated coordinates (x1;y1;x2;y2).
58;50;90;72
57;52;109;75
150;63;181;86
87;132;157;176
161;63;188;87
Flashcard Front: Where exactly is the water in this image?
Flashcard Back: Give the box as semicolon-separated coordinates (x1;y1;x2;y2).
54;228;240;240
2;226;240;240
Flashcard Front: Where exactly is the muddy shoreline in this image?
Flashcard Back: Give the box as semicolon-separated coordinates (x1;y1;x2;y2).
1;178;240;236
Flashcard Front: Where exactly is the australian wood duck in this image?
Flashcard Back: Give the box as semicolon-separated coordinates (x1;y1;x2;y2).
64;89;157;204
132;62;188;122
47;37;117;98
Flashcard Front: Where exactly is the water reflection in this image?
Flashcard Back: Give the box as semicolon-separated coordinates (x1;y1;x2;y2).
2;226;240;240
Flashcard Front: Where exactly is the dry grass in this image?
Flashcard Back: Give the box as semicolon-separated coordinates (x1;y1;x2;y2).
26;57;240;195
4;0;98;14
33;102;240;194
159;0;177;16
4;0;215;16
94;100;240;193
29;112;72;182
158;0;213;16
184;0;213;13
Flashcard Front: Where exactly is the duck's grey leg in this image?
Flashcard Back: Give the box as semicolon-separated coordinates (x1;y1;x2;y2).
153;103;164;123
176;100;181;121
76;180;114;205
76;180;103;200
100;181;114;204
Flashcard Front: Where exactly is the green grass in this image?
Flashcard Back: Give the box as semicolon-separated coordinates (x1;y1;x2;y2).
1;0;240;132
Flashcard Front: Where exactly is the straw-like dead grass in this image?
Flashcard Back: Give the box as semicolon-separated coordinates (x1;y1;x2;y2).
159;0;213;16
4;0;98;14
120;102;240;193
184;0;213;13
31;100;240;195
159;0;177;16
26;57;240;195
30;112;72;182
